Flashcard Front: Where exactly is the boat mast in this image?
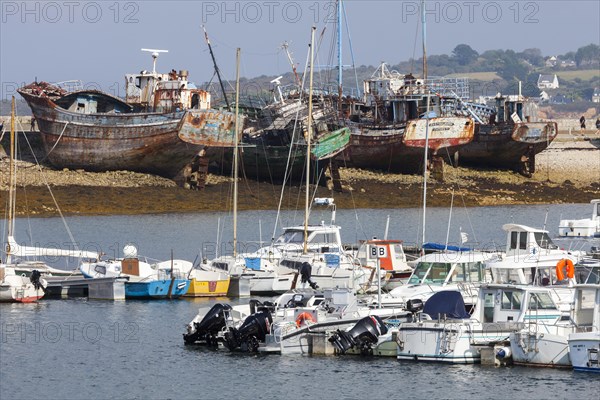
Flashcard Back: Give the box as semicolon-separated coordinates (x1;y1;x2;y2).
233;48;241;259
202;26;231;112
6;97;16;263
337;0;343;101
303;26;316;255
421;0;427;80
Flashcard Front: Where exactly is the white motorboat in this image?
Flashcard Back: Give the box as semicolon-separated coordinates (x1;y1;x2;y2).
354;239;413;291
559;200;600;238
509;284;598;368
368;250;495;309
395;284;571;364
567;284;600;372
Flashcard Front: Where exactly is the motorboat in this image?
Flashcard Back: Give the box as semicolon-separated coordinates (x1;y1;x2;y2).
568;284;600;372
558;200;600;238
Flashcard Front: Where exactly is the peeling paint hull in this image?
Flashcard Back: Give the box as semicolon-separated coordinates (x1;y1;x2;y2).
342;125;407;171
18;89;238;179
459;122;558;168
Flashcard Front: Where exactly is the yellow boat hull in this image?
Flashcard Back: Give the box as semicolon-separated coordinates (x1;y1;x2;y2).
184;277;230;297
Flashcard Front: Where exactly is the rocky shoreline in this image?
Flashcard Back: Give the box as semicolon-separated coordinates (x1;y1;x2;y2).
1;133;598;217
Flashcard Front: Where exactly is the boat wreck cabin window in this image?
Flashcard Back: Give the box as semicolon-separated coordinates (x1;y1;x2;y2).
94;265;106;275
533;232;558;249
501;290;522;310
191;94;199;109
528;292;556;310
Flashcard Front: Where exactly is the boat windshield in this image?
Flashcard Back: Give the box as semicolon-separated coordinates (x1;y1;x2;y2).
274;231;305;245
533;232;558;249
528;292;557;310
407;262;451;285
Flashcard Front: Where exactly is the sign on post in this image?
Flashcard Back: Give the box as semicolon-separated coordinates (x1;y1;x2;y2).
368;244;387;260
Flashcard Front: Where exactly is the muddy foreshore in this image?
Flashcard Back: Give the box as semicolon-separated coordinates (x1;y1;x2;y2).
1;133;599;217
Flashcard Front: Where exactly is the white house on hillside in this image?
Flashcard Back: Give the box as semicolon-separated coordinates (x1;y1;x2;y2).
593;88;600;103
537;74;559;89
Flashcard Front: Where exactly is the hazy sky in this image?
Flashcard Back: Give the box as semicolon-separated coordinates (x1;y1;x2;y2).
1;0;599;99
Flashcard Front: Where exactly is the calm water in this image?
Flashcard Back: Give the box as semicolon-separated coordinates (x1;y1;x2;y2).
1;204;599;399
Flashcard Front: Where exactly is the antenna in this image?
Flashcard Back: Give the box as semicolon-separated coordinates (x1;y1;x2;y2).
141;48;168;74
270;76;284;104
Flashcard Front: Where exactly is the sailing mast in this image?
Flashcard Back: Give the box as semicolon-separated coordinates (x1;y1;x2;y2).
233;48;241;258
337;0;343;100
6;97;16;264
421;0;428;80
303;26;316;255
202;26;231;112
420;0;429;252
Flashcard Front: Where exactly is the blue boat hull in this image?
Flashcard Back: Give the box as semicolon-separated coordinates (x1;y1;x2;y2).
125;279;190;299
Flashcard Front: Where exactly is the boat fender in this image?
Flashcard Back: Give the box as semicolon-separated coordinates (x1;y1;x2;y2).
496;346;511;359
555;259;575;281
296;312;315;328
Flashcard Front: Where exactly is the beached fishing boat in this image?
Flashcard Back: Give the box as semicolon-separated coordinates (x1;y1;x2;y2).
17;51;241;179
459;94;558;176
343;64;475;172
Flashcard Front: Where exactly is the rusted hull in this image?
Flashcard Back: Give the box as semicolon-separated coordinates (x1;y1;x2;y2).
178;109;240;147
19;92;206;178
402;117;475;166
459;121;558;168
341;125;407;171
216;144;327;183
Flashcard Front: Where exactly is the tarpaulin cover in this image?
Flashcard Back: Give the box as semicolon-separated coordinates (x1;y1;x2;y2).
423;291;470;319
423;242;471;252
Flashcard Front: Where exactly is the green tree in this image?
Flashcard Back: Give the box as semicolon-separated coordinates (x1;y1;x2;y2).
452;44;479;66
575;44;600;67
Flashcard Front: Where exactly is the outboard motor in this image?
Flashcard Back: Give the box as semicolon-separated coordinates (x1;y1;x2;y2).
406;298;424;321
183;303;232;345
29;270;46;293
329;315;388;355
249;299;276;314
224;311;272;352
300;262;318;289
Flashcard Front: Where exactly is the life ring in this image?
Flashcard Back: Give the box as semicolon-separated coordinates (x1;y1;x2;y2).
556;259;575;281
295;312;315;328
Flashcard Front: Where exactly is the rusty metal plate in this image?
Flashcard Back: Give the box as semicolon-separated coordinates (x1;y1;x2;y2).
178;110;243;147
404;117;474;150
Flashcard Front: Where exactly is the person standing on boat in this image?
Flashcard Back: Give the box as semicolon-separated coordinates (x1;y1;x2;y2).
30;116;36;131
579;115;586;131
595;117;600;131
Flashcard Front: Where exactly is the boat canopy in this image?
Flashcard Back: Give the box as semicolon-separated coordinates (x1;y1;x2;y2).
423;242;470;252
422;291;470;319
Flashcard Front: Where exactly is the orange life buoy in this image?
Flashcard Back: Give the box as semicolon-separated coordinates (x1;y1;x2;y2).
556;259;575;281
295;312;315;328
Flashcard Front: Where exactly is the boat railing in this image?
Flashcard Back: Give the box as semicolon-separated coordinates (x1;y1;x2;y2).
52;80;84;93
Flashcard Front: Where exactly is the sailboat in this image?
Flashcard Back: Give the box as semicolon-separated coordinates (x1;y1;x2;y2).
1;97;48;302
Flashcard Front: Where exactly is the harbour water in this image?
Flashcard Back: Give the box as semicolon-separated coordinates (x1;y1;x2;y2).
2;204;599;399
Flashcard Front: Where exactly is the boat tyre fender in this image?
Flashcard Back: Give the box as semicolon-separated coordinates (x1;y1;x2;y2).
296;312;315;328
555;259;575;281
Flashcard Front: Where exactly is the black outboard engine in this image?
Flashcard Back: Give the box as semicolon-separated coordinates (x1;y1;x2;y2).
300;262;318;289
183;303;232;346
329;315;388;355
224;311;272;352
29;270;46;293
406;298;424;321
249;299;276;315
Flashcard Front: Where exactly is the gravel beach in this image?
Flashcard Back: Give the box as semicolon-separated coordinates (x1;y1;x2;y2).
1;132;598;217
